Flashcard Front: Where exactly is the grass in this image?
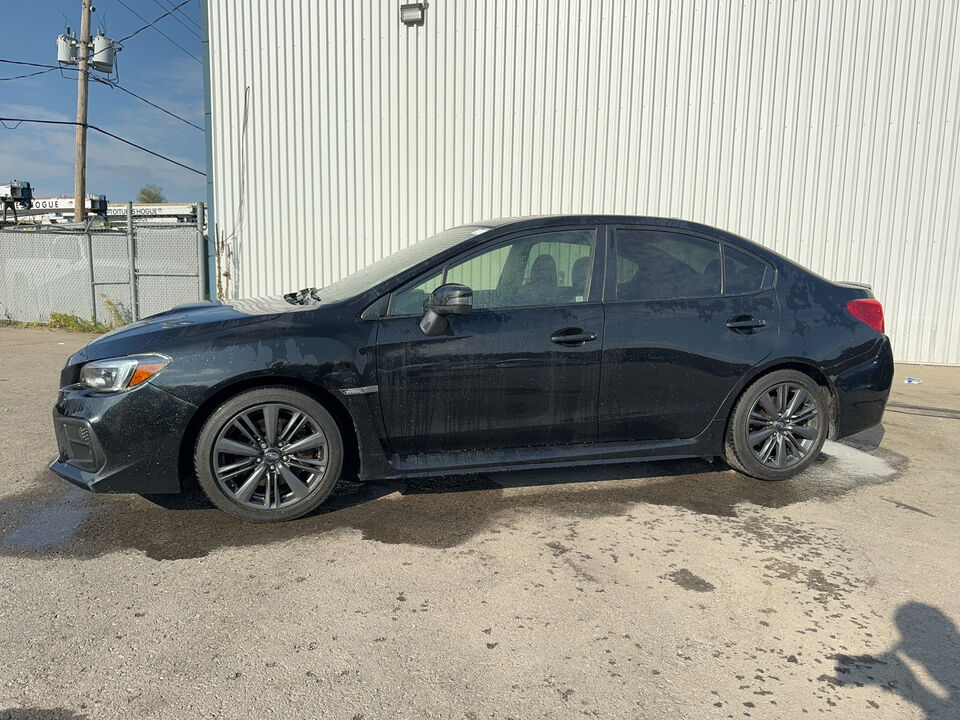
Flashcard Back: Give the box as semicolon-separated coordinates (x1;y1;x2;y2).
49;313;110;333
0;313;109;334
1;294;134;334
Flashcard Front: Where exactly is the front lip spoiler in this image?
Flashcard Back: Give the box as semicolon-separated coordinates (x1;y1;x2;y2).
48;456;138;493
49;457;97;491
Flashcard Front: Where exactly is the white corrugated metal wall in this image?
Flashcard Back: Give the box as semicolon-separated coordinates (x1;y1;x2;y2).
205;0;960;364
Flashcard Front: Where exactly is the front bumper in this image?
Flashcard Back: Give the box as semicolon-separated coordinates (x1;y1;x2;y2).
50;382;197;494
833;335;895;438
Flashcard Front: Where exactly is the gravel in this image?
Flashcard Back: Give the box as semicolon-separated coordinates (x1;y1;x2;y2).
1;327;957;719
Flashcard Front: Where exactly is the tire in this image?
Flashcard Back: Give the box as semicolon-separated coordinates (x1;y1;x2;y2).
723;369;828;481
194;387;344;522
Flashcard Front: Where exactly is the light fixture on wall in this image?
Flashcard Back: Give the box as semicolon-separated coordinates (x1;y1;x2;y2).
400;2;426;26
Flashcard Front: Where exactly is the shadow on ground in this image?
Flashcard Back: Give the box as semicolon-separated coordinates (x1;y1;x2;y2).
0;431;908;561
833;602;960;720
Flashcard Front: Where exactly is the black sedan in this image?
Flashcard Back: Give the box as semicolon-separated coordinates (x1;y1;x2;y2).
51;216;893;522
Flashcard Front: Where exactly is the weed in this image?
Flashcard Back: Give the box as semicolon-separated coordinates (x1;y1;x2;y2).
101;294;131;328
47;313;108;333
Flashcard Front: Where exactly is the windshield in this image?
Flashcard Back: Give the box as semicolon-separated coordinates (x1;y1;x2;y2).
317;225;491;302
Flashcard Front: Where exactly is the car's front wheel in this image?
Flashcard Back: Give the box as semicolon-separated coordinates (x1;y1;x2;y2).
724;369;828;481
194;387;343;522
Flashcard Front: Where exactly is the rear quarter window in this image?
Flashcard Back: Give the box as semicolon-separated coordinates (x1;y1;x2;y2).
723;246;772;295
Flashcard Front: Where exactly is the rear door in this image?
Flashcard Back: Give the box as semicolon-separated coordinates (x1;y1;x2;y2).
377;226;605;456
599;226;779;442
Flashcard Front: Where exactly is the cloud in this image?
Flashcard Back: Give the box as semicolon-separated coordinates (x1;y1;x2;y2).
1;90;205;201
0;103;73;123
145;55;205;97
0;118;204;200
0;119;76;196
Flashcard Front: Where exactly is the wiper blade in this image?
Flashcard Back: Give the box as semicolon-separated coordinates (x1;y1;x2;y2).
283;287;320;306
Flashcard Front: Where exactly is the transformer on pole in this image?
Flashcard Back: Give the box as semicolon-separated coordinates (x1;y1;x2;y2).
90;30;117;74
58;24;119;73
57;29;79;64
56;3;121;222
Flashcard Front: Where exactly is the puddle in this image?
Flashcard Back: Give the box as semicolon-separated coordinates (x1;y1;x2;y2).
0;436;907;561
3;504;90;550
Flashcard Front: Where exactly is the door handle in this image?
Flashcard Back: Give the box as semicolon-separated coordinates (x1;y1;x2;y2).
550;329;598;345
726;315;766;332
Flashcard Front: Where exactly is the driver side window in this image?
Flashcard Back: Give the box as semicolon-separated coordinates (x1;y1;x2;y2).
387;229;597;315
388;272;443;315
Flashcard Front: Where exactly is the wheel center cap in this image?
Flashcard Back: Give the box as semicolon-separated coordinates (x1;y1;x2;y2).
775;421;785;429
264;449;281;464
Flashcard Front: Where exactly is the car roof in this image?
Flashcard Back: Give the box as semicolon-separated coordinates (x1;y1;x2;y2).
475;214;750;245
465;214;807;274
350;214;794;308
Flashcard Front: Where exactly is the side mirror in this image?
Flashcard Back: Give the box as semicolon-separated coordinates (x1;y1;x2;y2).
419;283;473;336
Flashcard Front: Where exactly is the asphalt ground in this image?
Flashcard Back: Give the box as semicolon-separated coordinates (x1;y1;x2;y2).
0;326;957;719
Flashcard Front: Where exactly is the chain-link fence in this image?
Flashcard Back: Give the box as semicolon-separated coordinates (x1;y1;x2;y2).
0;206;207;327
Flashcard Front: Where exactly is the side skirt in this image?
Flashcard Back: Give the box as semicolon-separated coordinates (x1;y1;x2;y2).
374;422;724;480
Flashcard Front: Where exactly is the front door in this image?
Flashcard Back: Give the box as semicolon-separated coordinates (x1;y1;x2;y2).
599;227;779;442
377;227;604;456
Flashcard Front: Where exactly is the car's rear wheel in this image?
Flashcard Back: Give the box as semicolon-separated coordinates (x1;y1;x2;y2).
724;369;828;481
194;387;343;522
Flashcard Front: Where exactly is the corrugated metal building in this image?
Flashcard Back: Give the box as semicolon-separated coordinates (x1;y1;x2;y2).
202;0;960;365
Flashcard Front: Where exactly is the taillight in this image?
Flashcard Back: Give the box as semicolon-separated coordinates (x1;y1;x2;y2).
847;298;884;333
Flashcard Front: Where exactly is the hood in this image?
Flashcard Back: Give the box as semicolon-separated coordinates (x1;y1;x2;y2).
68;295;305;365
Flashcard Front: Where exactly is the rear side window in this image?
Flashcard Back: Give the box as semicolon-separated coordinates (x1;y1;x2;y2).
723;246;770;295
614;229;721;300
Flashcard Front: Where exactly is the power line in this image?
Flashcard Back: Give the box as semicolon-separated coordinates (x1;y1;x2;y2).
91;122;204;175
114;0;192;43
0;59;59;81
0;67;58;81
0;59;203;132
113;0;201;63
0;59;58;68
91;76;204;131
96;0;112;33
150;0;200;39
0;117;205;176
157;0;202;32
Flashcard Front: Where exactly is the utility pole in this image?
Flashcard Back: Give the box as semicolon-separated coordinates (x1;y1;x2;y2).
73;0;92;223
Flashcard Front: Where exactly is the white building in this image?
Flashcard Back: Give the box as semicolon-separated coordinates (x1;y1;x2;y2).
202;0;960;364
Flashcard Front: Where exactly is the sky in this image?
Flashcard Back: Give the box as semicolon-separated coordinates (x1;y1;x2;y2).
0;0;206;203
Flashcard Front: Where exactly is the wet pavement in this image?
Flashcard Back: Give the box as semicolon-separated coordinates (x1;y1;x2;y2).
0;327;957;719
0;439;907;561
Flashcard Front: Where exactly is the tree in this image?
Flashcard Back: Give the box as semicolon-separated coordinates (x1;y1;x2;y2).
136;184;166;203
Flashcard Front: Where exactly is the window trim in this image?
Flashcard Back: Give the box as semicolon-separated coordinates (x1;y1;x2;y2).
603;225;775;303
719;242;776;296
385;225;605;317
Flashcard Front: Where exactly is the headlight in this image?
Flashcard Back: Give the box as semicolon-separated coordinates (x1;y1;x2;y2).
79;354;170;392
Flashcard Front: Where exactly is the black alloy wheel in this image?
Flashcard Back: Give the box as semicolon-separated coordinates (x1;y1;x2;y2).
724;369;828;481
195;387;343;522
